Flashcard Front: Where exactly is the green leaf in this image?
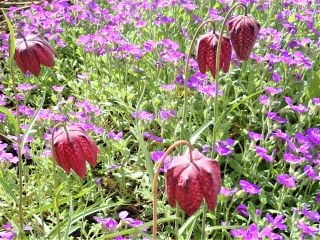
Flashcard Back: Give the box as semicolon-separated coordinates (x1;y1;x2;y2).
0;106;19;135
307;70;320;99
21;91;46;149
0;171;17;204
1;10;16;62
101;216;177;239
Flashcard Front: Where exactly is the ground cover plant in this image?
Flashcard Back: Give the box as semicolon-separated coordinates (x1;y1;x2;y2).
0;0;319;239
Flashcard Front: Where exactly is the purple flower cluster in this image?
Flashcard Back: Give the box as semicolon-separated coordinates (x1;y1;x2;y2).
94;211;146;239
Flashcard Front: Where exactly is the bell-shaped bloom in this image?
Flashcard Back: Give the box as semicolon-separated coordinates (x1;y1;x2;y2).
228;15;260;61
166;149;221;216
52;125;99;178
14;34;55;76
196;32;232;77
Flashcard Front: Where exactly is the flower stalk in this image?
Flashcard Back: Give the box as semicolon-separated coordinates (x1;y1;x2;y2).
152;140;193;240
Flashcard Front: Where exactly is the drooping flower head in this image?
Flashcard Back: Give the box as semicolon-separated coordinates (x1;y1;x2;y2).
52;125;99;178
14;34;55;76
166;149;221;216
228;14;260;61
196;32;232;77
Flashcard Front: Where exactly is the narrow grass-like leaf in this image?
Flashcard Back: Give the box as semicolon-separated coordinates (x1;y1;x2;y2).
0;106;18;135
0;172;17;204
178;213;198;237
25;185;96;218
64;196;74;240
2;10;15;62
48;200;125;238
307;70;320;99
21;91;46;149
101;216;177;239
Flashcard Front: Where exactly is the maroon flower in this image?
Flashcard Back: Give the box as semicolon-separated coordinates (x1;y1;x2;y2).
14;34;55;76
52;125;99;178
196;32;232;77
228;15;260;61
166;149;221;216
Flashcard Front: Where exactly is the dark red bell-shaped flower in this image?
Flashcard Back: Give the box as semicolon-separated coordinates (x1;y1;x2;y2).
14;34;55;76
166;149;221;216
196;32;232;77
52;125;99;179
228;15;260;61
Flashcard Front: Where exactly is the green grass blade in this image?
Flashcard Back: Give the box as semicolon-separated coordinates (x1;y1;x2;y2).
1;9;16;62
101;216;177;239
21;91;46;149
0;106;19;135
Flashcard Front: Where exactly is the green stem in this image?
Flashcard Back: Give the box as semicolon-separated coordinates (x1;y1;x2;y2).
204;3;246;240
51;122;69;240
152;140;193;240
182;19;215;139
10;58;25;238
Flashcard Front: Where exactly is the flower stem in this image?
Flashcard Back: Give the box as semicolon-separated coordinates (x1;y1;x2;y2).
9;55;25;238
152;140;193;240
203;3;247;240
182;19;215;139
51;123;67;240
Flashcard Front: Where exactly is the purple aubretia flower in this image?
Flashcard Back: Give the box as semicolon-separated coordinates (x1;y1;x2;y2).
143;132;163;143
119;211;144;228
296;221;319;238
150;150;170;172
132;110;154;121
108;131;123;141
159;109;176;121
94;217;118;231
255;145;274;162
248;131;263;141
266;213;287;230
215;139;235;156
239;180;261;194
236;204;249;217
276;174;296;188
220;187;238;196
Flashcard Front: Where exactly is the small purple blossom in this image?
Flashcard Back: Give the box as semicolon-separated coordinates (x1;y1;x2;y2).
143;132;163;143
119;211;144;228
266;213;287;230
158;109;176;121
150;150;171;172
304;165;320;181
94;217;118;231
215;139;235;156
52;85;65;92
132;110;154;121
265;86;283;95
108;131;123;141
266;112;287;124
236;204;249;217
255;145;274;162
301;207;320;222
259;95;270;105
276;174;296;188
93;217;118;231
17;83;37;91
160;83;176;91
220;187;238;196
248;131;263;141
239;180;261;194
296;221;319;238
